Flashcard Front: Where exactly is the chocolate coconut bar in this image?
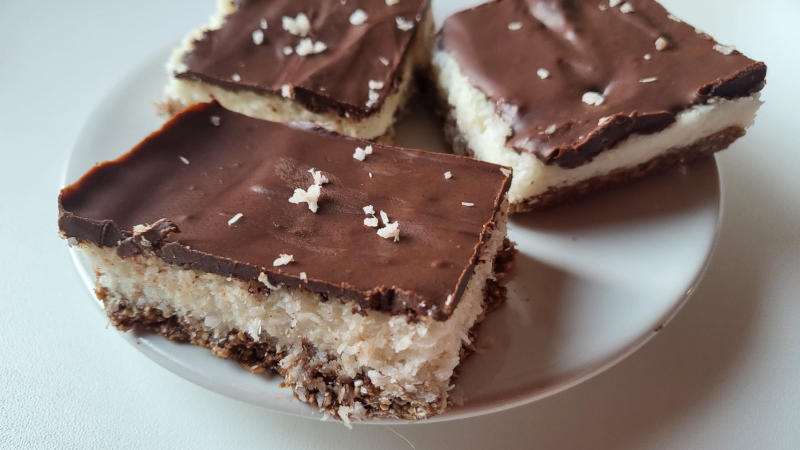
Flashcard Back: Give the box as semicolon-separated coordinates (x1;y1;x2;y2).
164;0;433;141
433;0;767;211
58;103;514;421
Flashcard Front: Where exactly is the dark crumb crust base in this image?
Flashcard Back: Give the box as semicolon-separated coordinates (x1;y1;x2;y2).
97;239;515;421
439;97;745;212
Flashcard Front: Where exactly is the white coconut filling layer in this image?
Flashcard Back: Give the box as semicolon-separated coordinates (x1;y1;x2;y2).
81;205;507;407
164;1;433;140
433;49;763;205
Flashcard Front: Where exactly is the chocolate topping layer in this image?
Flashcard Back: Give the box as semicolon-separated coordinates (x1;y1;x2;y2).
59;103;511;320
179;0;430;118
439;0;767;168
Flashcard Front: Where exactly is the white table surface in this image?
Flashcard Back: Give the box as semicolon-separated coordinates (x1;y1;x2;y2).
2;0;798;448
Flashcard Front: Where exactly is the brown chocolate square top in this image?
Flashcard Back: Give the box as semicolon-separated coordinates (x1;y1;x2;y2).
59;103;511;320
178;0;429;118
439;0;766;168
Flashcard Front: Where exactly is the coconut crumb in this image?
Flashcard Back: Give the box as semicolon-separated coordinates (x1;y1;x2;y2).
444;171;453;180
300;272;308;282
639;77;658;83
377;221;400;242
609;0;622;6
352;145;373;161
598;116;613;126
288;184;322;212
368;80;384;90
281;84;293;99
543;124;557;135
582;91;605;106
282;46;294;55
178;156;190;165
619;2;634;13
598;3;608;11
379;210;389;225
507;21;522;31
260;18;268;29
252;29;264;45
209;115;221;127
307;168;329;185
378;56;390;66
272;254;294;267
395;16;414;31
655;36;669;51
366;90;380;108
364;217;379;228
386;0;399;5
461;202;475;207
368;172;373;178
445;294;453;306
282;13;311;37
713;43;736;55
349;9;368;25
227;213;244;226
258;272;280;290
296;38;327;56
231;73;242;82
643;53;652;60
667;13;681;22
500;167;512;177
363;205;375;215
536;68;550;79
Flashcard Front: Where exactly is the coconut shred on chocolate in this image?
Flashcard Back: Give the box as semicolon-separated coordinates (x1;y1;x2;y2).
439;0;766;168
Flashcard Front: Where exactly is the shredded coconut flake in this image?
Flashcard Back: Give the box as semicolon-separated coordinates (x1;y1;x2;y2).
250;185;268;194
281;84;293;99
252;29;264;45
507;21;522;31
461;202;475;207
368;172;373;178
282;46;294;55
231;73;242;82
296;38;327;56
395;16;414;31
598;3;608;11
598;116;613;126
713;43;736;55
260;18;268;29
178;156;190;165
307;168;329;185
609;0;622;6
643;53;653;60
368;80;384;90
349;9;368;25
288;183;322;212
300;272;308;282
210;115;221;126
444;171;453;179
500;167;512;177
639;76;658;83
272;254;294;267
655;36;669;51
379;210;390;225
258;272;280;290
445;294;453;306
313;41;327;53
619;2;634;13
366;90;380;108
377;221;400;242
667;13;681;22
227;213;243;226
537;68;550;79
543;124;557;135
282;13;311;37
378;56;390;66
363;205;375;215
353;145;373;161
364;217;379;228
386;0;399;5
582;91;605;106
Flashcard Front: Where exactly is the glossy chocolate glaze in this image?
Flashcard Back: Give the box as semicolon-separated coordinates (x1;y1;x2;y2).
179;0;430;118
59;103;511;320
439;0;767;168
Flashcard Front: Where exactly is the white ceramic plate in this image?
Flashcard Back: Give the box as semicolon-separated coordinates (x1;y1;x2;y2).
63;37;721;424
